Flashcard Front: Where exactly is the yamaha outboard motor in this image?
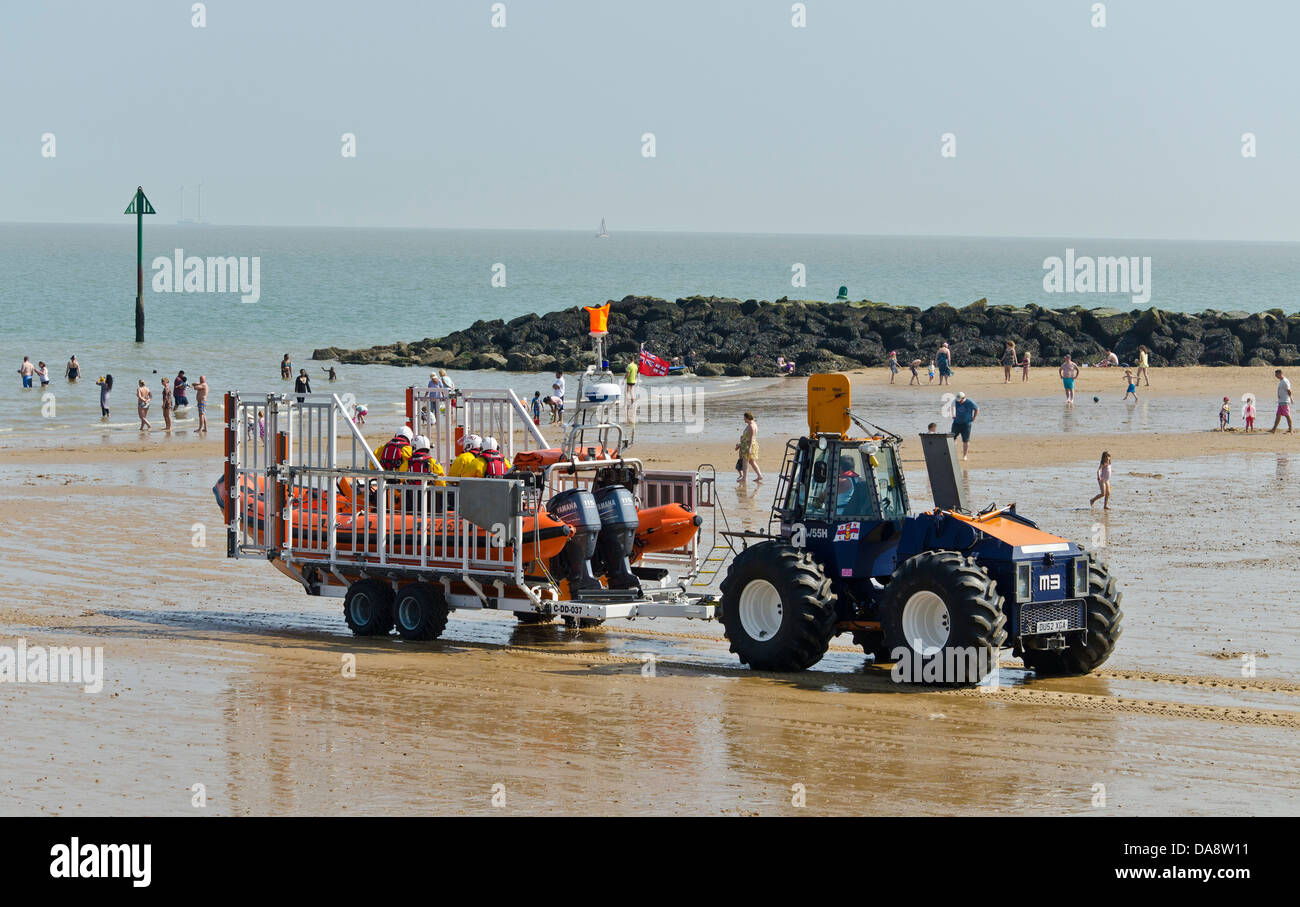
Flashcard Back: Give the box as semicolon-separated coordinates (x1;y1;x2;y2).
546;488;603;593
592;485;640;590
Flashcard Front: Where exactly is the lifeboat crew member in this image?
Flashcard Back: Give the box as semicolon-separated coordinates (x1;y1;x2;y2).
478;437;511;477
448;434;486;478
407;435;445;478
374;425;414;471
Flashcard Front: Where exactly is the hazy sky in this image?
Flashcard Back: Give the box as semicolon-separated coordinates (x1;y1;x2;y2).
3;0;1296;239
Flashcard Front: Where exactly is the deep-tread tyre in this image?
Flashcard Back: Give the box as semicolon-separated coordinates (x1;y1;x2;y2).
343;579;395;636
514;611;556;625
1022;551;1123;676
562;616;604;629
719;541;836;671
393;582;449;641
881;551;1007;685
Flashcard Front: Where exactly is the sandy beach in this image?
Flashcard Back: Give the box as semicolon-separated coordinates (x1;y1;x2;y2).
1;365;1297;815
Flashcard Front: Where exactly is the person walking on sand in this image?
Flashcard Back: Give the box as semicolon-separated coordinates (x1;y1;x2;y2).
160;378;173;431
1136;345;1151;386
96;374;113;419
192;376;210;433
1059;355;1079;404
1090;451;1112;509
1271;369;1293;433
936;343;952;385
928;359;936;383
888;350;899;384
1244;394;1257;432
736;412;763;482
1123;370;1138;402
294;368;311;402
1020;349;1032;382
909;358;921;385
950;391;978;461
17;356;35;388
136;379;152;431
1001;341;1017;383
65;355;80;382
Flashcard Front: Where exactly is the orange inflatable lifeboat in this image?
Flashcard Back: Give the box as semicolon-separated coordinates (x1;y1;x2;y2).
632;502;703;560
213;474;573;563
511;446;617;473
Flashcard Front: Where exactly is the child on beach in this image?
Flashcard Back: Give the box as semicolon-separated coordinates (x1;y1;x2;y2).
928;359;936;383
531;391;542;425
96;374;112;419
1123;370;1138;401
909;359;921;385
1020;350;1031;382
1243;394;1257;431
353;403;367;426
1090;451;1112;509
888;351;899;384
1219;396;1231;430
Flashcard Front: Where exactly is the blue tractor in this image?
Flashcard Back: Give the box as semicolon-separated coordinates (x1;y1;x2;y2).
718;375;1122;684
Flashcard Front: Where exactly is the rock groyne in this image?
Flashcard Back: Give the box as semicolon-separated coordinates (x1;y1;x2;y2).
313;295;1300;376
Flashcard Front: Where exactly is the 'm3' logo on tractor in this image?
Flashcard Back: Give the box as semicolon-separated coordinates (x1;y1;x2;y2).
1038;573;1061;592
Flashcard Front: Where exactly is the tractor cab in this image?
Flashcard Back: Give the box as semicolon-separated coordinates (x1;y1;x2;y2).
774;433;909;580
771;374;910;582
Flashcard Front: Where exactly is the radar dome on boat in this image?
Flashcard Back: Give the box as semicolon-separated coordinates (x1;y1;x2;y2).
584;382;622;403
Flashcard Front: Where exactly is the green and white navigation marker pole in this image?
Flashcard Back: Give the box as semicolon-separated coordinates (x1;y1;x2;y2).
124;186;156;342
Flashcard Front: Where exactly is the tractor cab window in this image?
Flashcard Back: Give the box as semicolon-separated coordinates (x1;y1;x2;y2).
868;444;907;521
831;448;874;520
834;443;907;522
803;445;835;521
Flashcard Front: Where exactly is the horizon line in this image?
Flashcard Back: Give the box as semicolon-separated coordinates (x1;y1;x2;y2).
0;221;1298;246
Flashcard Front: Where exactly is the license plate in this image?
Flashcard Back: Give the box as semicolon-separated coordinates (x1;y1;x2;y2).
1036;619;1069;633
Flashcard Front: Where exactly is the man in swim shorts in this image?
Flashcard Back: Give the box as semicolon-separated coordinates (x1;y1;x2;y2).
1272;368;1293;434
950;391;978;461
192;375;210;433
1059;355;1079;404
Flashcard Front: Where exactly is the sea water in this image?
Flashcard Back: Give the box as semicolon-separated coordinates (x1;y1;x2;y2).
1;224;1295;442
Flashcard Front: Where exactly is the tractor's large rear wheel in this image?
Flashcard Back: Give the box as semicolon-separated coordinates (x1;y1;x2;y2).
343;579;395;637
1022;552;1123;676
719;541;836;671
881;551;1007;685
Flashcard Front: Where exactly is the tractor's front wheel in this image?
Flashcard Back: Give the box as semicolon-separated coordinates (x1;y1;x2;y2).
881;551;1007;685
343;579;395;637
1022;552;1123;676
719;541;836;671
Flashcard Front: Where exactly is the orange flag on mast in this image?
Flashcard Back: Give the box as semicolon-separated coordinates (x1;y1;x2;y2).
584;302;611;334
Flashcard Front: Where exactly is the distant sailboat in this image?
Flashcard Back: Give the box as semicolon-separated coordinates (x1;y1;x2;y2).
596;217;609;238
